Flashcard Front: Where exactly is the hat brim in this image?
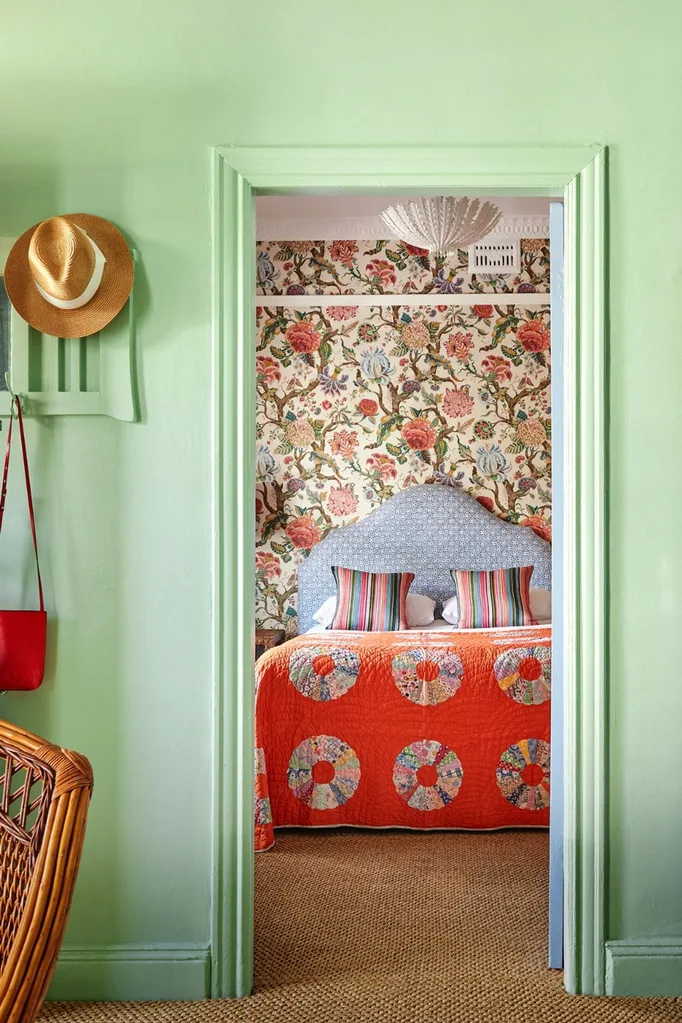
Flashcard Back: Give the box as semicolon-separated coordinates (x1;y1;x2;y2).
4;213;134;339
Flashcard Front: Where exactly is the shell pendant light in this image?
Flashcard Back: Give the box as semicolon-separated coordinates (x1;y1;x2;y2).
380;196;502;259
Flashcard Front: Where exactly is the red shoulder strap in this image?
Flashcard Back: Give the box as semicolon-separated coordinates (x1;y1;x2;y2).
0;399;45;612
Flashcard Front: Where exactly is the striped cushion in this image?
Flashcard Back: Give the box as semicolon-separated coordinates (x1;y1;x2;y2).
330;567;415;632
450;566;536;628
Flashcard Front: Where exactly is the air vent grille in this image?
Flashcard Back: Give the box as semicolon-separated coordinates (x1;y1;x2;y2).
468;240;520;275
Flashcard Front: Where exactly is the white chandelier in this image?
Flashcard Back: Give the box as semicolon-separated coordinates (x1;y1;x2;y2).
380;196;502;258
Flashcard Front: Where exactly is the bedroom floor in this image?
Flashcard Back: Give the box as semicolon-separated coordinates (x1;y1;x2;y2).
40;830;682;1023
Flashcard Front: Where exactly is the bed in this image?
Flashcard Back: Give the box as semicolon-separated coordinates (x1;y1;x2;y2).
255;484;551;851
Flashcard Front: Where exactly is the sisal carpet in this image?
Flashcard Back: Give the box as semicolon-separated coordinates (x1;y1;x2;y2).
40;829;682;1023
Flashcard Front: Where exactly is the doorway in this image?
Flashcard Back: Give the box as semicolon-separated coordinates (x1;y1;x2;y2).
209;145;607;998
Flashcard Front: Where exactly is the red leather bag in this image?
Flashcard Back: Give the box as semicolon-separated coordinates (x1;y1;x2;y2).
0;397;46;690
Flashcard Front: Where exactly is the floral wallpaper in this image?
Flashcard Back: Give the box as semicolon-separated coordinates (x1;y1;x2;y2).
256;237;551;633
256;237;550;297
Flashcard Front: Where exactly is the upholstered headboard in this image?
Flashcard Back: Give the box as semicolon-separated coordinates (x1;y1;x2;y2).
297;484;551;633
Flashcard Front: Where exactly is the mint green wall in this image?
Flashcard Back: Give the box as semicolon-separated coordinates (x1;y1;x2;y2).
2;0;681;998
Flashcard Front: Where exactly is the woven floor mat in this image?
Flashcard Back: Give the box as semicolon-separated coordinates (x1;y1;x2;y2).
40;829;682;1022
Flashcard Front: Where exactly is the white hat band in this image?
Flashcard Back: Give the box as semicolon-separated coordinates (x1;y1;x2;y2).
34;232;107;310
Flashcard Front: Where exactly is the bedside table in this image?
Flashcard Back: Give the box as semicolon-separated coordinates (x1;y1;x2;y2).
255;628;286;660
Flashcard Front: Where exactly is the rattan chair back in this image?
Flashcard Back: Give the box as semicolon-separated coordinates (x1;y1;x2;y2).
0;719;93;1023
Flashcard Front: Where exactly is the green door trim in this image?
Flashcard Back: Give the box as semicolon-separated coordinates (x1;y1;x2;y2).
210;144;607;998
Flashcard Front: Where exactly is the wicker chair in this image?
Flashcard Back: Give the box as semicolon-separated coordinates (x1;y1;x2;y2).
0;719;93;1023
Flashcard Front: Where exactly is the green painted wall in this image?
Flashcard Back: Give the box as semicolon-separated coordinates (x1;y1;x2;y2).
2;0;681;998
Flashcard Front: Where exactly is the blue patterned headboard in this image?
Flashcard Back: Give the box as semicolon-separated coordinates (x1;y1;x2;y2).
297;484;551;633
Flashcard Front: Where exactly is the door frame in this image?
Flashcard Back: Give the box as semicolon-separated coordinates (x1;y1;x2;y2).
210;145;608;998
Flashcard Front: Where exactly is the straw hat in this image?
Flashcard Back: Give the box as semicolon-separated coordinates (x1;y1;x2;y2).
4;214;133;338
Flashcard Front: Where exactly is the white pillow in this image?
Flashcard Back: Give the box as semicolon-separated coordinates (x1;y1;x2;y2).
312;595;338;627
441;594;459;626
407;593;437;627
312;593;436;629
441;586;551;627
530;587;551;623
312;597;339;626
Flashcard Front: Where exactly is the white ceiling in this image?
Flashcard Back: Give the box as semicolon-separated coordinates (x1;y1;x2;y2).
256;195;553;240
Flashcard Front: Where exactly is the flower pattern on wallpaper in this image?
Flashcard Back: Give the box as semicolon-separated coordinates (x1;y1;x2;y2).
256;237;549;296
256;301;551;633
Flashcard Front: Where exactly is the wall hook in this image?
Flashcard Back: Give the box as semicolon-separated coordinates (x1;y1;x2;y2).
4;372;25;418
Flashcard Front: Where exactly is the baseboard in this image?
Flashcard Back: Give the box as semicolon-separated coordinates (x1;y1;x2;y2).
47;945;211;1002
605;939;682;997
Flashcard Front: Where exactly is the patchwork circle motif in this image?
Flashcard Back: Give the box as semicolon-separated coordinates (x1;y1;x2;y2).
289;645;360;701
393;740;464;811
496;738;550;811
287;735;361;810
392;649;464;705
255;795;272;827
494;646;551;705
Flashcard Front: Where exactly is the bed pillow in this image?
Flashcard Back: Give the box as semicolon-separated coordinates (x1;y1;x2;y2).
450;566;535;628
314;591;435;629
442;585;550;627
406;592;436;627
330;567;415;632
530;587;551;624
312;595;341;628
441;594;460;626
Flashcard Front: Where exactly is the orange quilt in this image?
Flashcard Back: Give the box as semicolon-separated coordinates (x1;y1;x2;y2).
255;626;551;851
